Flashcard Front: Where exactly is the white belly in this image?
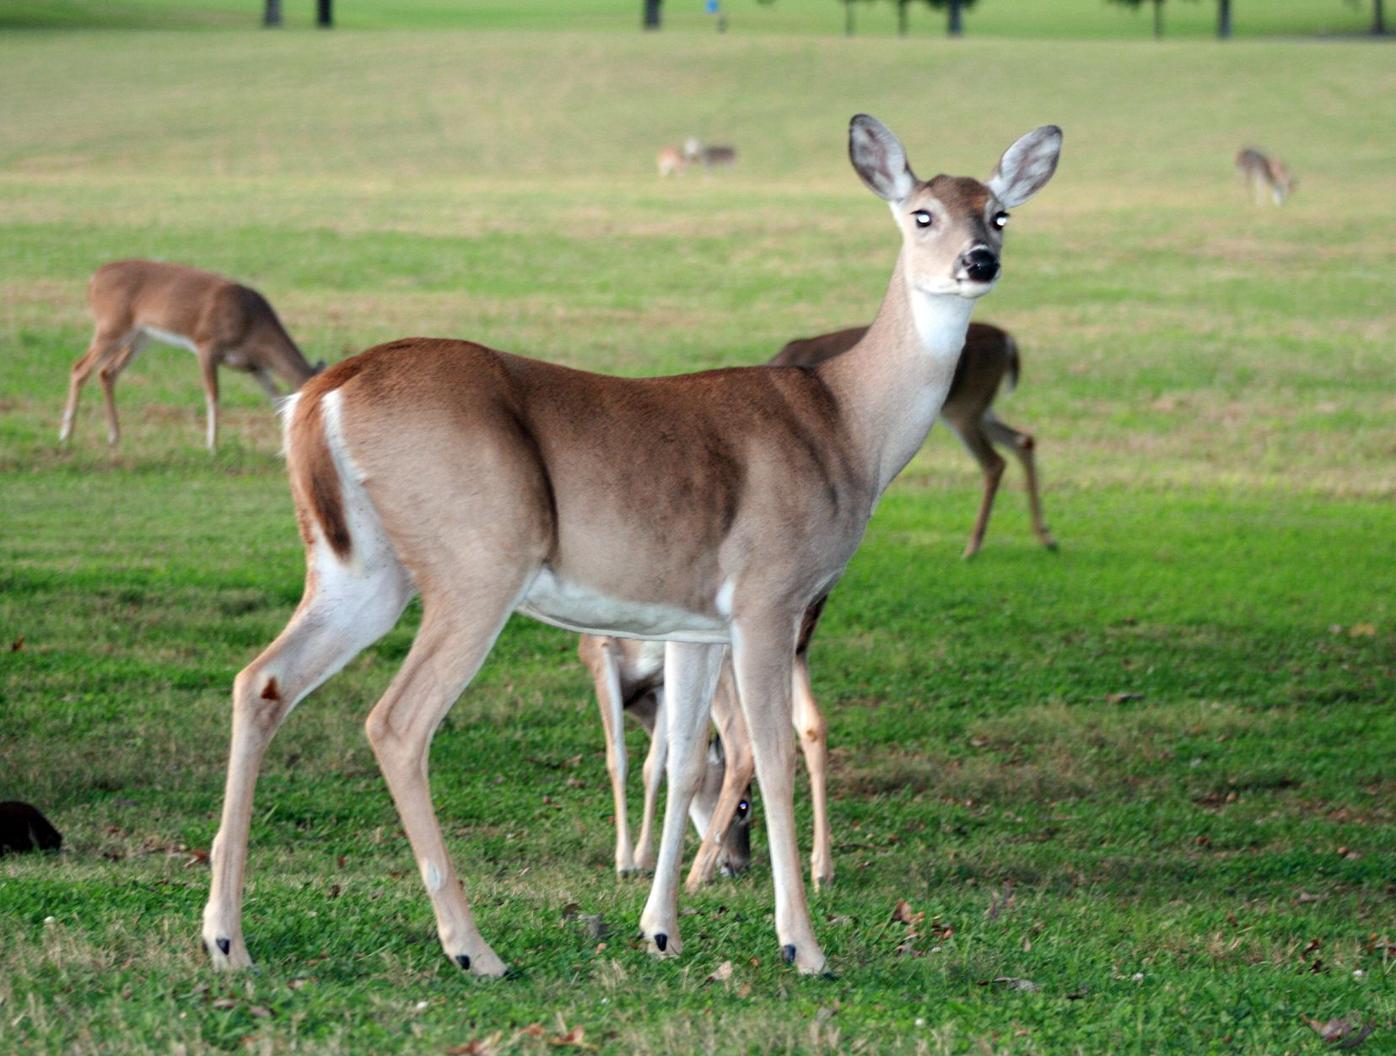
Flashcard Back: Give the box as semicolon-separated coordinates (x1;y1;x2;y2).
517;569;729;644
140;325;201;356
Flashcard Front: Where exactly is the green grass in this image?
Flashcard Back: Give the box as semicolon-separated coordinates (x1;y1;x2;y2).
0;0;1378;38
2;12;1395;1056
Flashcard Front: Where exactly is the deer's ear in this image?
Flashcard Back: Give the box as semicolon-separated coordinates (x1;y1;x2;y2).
987;126;1062;207
849;115;916;203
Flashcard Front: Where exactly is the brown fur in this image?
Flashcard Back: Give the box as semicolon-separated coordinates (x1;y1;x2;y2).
59;260;321;451
775;321;1055;559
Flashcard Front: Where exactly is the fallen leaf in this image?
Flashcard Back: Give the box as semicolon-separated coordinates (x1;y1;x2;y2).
10;636;23;652
704;960;734;985
516;1025;546;1039
1295;890;1326;904
1348;623;1377;638
548;1025;595;1050
211;998;237;1010
1105;692;1144;704
248;1006;272;1019
891;900;924;927
1305;1017;1375;1049
992;976;1041;993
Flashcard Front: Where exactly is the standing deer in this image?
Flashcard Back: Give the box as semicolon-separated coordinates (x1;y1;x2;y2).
683;137;738;169
200;115;1061;977
656;146;686;178
59;260;324;452
774;322;1056;558
1235;148;1294;206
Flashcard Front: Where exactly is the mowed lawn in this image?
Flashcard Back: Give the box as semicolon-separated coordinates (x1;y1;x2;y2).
1;14;1394;1056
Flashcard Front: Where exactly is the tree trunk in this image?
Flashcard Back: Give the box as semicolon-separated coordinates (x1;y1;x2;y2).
1375;0;1387;35
844;1;854;37
1217;0;1231;39
947;0;963;37
643;0;662;30
897;0;908;37
317;0;332;28
1152;0;1162;39
262;0;281;27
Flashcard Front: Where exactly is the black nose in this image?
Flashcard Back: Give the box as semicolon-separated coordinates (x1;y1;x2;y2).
963;248;999;283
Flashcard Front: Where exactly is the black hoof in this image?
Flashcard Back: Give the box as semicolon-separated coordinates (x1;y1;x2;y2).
216;938;231;957
502;966;524;981
820;969;839;981
454;954;471;971
201;939;209;956
782;944;797;966
654;933;668;952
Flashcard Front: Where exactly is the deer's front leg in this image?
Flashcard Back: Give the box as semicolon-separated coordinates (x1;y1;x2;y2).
731;613;827;974
638;642;725;958
633;690;666;873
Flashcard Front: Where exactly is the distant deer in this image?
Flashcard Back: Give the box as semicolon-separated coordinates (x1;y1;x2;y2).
656;146;686;178
774;322;1056;558
59;260;324;452
1235;148;1294;206
683;137;737;169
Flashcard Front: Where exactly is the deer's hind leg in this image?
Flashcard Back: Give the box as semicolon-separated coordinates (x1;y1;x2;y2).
202;537;414;969
982;410;1057;551
363;564;535;977
60;325;134;446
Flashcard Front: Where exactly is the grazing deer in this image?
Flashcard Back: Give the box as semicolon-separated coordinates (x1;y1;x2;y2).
59;260;324;452
579;635;754;878
773;322;1056;558
683;137;737;168
200;115;1061;977
1235;148;1294;206
656;146;686;178
582;596;831;894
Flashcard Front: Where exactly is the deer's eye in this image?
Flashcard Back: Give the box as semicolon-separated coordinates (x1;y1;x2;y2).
992;211;1010;230
912;210;933;229
736;799;750;820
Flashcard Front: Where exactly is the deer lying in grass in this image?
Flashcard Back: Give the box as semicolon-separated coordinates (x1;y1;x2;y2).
1235;147;1294;206
200;115;1061;977
59;260;324;452
774;322;1056;559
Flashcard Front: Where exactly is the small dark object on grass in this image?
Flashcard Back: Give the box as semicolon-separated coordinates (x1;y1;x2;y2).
0;801;62;856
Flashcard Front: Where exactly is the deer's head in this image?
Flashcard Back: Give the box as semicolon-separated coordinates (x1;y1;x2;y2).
849;115;1062;301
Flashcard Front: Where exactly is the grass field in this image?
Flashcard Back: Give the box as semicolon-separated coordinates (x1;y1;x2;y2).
1;7;1394;1055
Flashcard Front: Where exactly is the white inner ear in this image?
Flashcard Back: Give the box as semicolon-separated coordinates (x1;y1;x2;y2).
989;128;1061;208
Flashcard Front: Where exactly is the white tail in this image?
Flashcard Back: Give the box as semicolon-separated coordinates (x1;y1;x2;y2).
200;116;1061;977
59;260;324;452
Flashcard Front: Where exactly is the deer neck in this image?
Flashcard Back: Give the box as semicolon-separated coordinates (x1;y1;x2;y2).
819;255;976;498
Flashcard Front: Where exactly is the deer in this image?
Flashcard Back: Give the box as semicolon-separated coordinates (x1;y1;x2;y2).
656;146;686;178
581;595;830;893
683;137;738;169
1235;147;1294;206
58;260;324;453
595;327;1054;894
199;115;1061;978
579;634;754;879
773;322;1056;559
